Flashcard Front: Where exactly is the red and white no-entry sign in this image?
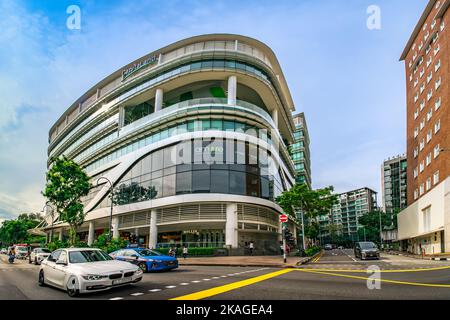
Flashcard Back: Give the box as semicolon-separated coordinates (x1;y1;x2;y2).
279;214;288;223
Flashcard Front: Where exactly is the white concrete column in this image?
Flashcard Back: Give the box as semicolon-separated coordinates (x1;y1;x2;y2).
155;88;164;112
149;210;158;249
88;221;95;246
227;76;237;105
271;108;278;127
112;216;120;239
225;203;238;248
59;229;63;241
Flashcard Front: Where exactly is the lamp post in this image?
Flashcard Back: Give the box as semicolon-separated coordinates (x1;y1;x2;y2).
42;202;54;243
96;177;114;242
378;211;383;249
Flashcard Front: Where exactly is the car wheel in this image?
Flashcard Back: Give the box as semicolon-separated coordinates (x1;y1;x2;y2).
66;276;79;297
138;262;147;273
38;270;45;287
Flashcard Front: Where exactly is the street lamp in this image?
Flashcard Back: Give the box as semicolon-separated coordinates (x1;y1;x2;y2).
96;177;114;242
42;202;54;243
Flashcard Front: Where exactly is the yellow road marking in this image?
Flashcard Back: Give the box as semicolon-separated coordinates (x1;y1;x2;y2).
296;269;450;288
311;251;323;263
170;269;293;300
296;265;450;273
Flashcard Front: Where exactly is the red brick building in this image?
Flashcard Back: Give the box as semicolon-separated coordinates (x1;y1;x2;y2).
398;0;449;254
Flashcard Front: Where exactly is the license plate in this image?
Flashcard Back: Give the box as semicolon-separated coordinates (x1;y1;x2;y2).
112;277;132;285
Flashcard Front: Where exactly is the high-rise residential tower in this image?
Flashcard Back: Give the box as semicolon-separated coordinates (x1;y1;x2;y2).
290;113;311;189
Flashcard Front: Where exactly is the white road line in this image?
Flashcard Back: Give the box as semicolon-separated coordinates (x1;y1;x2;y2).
211;277;220;279
220;275;227;278
191;280;201;283
202;278;211;281
109;297;123;300
130;292;144;296
227;274;234;276
165;285;176;289
179;283;189;285
148;289;161;292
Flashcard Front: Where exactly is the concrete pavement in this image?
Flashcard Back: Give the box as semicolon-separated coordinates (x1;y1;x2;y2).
177;255;310;268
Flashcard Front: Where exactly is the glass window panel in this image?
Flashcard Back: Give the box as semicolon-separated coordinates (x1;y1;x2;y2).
192;170;210;193
164;145;176;168
224;120;235;131
229;171;246;195
210;170;229;193
141;154;152;174
176;171;191;195
160;129;169;140
225;60;236;69
246;174;260;197
211;119;223;130
202;119;211;130
191;61;202;70
201;60;213;68
152;149;163;171
212;60;225;68
151;177;162;199
163;174;176;197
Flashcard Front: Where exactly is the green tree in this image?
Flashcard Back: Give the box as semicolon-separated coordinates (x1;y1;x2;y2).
276;183;338;244
357;211;391;244
0;214;43;245
43;156;91;246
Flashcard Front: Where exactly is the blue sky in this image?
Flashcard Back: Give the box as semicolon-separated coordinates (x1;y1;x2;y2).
0;0;428;218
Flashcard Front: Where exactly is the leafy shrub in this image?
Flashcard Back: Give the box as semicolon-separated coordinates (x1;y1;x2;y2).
46;240;69;252
92;232;127;253
305;246;321;257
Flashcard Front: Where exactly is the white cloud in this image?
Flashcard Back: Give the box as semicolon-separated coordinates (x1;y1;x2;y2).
0;0;417;217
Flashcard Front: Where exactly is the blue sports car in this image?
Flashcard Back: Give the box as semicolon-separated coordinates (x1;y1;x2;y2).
109;248;178;272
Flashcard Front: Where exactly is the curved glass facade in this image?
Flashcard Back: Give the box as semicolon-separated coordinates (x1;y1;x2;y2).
84;117;277;172
93;138;286;210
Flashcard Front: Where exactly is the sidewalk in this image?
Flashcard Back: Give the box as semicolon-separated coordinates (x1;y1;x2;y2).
385;250;450;261
177;255;312;268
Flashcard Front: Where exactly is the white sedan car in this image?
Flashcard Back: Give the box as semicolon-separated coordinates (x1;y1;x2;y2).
39;248;143;297
29;248;52;265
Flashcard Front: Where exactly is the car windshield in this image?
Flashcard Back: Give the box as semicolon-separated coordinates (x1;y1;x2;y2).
138;249;161;256
17;247;27;251
37;248;51;253
360;242;377;250
69;250;113;263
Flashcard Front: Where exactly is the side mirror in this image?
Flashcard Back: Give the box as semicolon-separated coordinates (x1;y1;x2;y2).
132;254;139;259
56;260;67;266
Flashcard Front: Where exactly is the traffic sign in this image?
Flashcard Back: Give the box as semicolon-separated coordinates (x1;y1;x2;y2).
279;214;288;223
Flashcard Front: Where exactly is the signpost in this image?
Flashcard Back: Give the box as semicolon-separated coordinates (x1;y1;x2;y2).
280;214;288;263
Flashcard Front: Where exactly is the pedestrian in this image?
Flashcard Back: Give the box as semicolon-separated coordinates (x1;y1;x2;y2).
182;245;188;259
249;241;254;256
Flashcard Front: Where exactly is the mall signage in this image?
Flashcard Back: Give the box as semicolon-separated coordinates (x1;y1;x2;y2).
122;54;158;81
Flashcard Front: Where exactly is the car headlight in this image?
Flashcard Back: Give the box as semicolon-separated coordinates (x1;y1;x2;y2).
135;269;143;275
82;274;108;281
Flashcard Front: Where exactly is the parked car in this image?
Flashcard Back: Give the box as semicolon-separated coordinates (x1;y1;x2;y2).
110;248;178;272
38;248;143;297
29;248;52;265
324;244;333;250
15;246;29;259
0;248;7;254
354;241;380;260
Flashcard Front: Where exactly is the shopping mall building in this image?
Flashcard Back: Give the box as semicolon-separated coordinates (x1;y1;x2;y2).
42;34;299;254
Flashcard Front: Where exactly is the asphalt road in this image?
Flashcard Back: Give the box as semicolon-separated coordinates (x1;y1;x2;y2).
1;250;450;300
